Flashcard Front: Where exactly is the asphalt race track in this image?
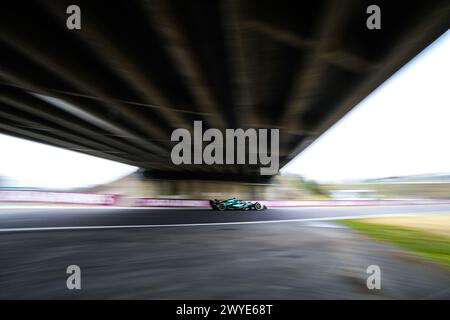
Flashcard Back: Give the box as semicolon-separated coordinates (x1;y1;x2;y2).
0;205;449;299
1;204;450;232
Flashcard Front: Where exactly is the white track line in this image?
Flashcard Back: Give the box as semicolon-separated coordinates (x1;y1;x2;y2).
0;212;443;233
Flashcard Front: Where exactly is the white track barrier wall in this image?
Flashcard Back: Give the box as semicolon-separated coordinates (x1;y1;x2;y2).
0;190;118;205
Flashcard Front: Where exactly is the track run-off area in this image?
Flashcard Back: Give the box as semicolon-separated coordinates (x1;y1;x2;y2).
1;204;450;299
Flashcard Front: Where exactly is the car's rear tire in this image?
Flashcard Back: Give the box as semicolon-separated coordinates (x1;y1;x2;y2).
217;203;226;211
254;202;263;210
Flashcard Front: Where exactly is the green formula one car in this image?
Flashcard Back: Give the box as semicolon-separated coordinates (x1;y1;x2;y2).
209;198;267;211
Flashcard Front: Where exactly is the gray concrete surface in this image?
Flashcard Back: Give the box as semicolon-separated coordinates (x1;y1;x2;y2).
0;205;449;299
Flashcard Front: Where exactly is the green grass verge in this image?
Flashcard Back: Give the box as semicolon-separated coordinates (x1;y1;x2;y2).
341;219;450;269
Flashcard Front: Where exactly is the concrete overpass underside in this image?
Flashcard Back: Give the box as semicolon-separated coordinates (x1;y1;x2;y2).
0;0;449;182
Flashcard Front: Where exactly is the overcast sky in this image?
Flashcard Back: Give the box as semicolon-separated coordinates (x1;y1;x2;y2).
0;135;137;189
0;31;449;188
281;30;450;182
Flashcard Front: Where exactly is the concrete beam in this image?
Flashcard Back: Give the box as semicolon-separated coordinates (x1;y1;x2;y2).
0;122;146;168
220;0;258;127
0;87;164;160
0;66;166;155
41;1;193;133
279;0;350;131
0;106;127;155
142;0;226;130
0;26;168;155
282;2;450;167
244;19;375;73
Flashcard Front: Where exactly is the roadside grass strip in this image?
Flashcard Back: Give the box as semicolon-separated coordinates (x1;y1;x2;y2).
341;219;450;269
